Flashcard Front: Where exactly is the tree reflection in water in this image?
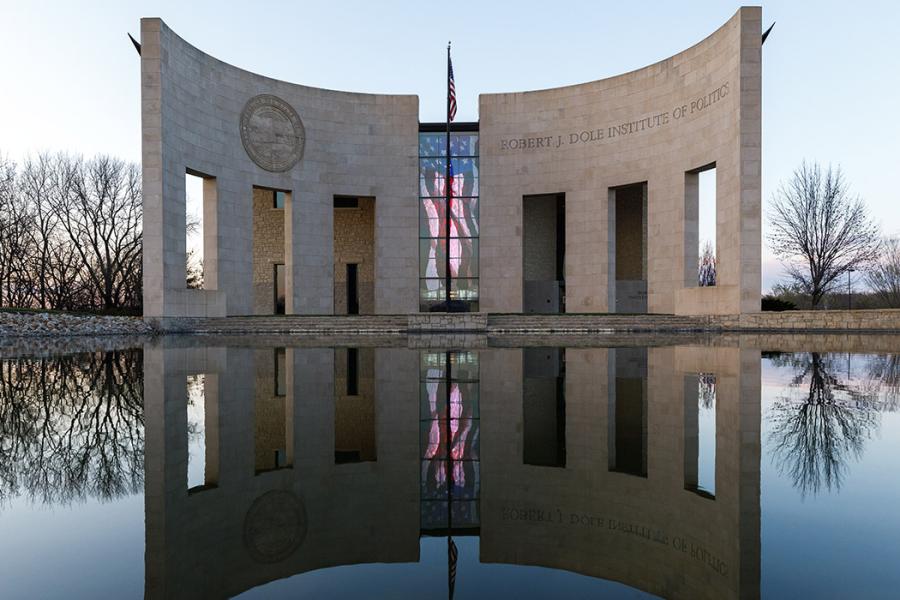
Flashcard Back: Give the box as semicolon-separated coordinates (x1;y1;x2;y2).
866;354;900;411
0;350;143;507
767;352;880;497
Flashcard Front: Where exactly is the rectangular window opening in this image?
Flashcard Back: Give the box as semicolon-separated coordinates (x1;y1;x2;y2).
686;164;717;287
685;373;716;498
185;172;206;289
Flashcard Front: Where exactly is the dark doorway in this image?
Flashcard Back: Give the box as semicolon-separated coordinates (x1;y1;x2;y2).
346;264;359;315
609;183;647;313
523;193;566;313
274;264;286;315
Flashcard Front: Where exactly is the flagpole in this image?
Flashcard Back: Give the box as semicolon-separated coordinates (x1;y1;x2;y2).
445;350;454;598
445;42;452;310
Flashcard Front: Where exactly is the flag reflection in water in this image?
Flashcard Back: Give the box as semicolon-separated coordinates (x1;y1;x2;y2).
419;351;480;531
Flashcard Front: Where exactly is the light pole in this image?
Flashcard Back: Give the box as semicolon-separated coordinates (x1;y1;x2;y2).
847;267;856;309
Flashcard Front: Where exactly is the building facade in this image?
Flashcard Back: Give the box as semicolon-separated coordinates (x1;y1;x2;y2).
140;7;761;319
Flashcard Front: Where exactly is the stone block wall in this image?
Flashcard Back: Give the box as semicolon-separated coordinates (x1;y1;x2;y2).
407;312;488;332
252;188;285;314
523;195;558;281
711;309;900;331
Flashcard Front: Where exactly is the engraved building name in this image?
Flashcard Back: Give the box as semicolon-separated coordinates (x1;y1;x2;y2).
499;82;730;152
500;504;730;577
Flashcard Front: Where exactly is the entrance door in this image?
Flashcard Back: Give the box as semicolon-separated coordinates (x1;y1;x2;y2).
347;263;359;315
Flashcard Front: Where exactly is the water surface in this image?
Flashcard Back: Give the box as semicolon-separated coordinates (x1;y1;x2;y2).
1;337;899;599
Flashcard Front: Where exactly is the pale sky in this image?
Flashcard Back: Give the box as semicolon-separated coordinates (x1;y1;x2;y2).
2;0;898;292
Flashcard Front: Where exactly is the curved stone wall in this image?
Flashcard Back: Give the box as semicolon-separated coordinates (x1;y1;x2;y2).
140;19;419;318
479;7;761;314
141;7;760;318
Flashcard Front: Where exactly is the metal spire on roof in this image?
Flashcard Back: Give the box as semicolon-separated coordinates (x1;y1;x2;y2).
762;22;775;45
128;33;141;56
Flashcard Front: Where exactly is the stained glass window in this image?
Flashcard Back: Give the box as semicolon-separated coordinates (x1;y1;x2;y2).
418;132;479;311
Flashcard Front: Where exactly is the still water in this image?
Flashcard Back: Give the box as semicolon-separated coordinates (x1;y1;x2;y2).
1;337;900;599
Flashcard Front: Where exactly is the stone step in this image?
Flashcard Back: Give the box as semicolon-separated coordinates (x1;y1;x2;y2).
175;313;715;334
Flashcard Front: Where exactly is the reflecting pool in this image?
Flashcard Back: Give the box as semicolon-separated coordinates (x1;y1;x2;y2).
2;336;900;598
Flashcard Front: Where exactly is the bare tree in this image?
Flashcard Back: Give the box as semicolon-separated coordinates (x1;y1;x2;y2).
768;162;881;308
698;241;716;286
0;154;19;306
20;153;59;309
51;155;143;310
185;214;203;289
0;151;145;312
867;236;900;308
0;155;36;307
45;241;89;310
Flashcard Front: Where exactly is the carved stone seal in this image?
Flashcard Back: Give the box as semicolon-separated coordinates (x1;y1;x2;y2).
243;489;307;563
240;94;305;172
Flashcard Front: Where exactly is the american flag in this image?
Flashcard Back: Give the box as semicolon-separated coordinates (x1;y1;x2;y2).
446;158;454;199
448;536;458;599
448;53;457;122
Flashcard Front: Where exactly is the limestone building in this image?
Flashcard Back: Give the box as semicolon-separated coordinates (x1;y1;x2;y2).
140;7;762;319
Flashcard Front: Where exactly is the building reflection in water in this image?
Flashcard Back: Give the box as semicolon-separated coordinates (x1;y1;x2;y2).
143;342;761;599
523;348;566;468
608;347;648;477
335;348;376;464
685;372;717;497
